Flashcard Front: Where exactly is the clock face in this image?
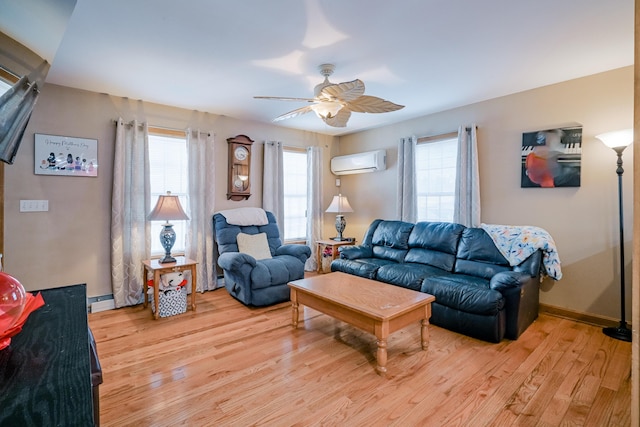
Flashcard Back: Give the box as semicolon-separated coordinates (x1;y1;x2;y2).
234;146;249;161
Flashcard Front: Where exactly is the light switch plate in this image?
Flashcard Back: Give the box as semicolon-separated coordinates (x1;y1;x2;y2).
20;200;49;212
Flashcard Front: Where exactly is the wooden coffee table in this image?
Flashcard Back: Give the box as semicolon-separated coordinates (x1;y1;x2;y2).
288;272;435;375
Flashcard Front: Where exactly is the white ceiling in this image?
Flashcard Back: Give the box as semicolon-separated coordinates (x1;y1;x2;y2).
2;0;635;136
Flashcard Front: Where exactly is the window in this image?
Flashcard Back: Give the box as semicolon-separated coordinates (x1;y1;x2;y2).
148;129;188;256
0;67;19;96
415;135;458;222
282;148;308;241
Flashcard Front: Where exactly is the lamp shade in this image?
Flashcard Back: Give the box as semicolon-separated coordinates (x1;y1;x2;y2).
148;192;190;221
595;129;633;149
325;194;353;213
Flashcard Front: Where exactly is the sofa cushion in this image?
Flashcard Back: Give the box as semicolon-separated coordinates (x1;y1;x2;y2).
250;255;304;289
369;221;414;262
376;263;451;291
421;274;505;315
405;221;465;271
454;228;510;279
330;257;396;279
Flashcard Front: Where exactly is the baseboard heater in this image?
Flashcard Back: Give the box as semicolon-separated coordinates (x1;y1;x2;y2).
88;295;115;313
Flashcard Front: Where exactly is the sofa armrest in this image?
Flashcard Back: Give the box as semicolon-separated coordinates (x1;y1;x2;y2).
339;245;373;260
489;271;530;292
218;252;257;271
276;244;311;264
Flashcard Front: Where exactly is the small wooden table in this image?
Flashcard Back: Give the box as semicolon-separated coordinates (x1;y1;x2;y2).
316;239;355;273
142;257;197;319
288;272;435;375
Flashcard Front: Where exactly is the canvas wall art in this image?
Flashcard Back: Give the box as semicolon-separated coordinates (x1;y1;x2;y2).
521;126;582;188
34;134;98;177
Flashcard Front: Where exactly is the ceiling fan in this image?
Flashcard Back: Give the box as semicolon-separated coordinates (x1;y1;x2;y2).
255;64;404;128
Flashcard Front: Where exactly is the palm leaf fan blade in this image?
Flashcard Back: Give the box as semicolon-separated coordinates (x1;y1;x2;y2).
254;96;315;103
272;105;314;122
320;79;365;102
323;108;351;127
345;95;405;113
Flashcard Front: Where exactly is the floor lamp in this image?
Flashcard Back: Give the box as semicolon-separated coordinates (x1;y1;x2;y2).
595;129;633;342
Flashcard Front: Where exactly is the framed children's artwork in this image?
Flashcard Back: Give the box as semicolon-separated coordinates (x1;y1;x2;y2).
521;126;582;188
34;134;98;177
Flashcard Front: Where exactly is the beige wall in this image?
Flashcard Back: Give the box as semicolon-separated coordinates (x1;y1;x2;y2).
3;67;633;320
338;66;634;320
3;84;337;297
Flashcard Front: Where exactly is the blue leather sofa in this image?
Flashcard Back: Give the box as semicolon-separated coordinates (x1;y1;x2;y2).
331;219;543;342
214;211;311;306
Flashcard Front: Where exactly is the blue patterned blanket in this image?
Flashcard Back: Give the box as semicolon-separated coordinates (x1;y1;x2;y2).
481;223;562;280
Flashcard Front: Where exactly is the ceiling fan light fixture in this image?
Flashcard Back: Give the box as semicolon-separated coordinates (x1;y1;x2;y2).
311;100;342;119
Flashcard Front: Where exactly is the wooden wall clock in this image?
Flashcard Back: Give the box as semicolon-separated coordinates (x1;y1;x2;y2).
227;134;254;201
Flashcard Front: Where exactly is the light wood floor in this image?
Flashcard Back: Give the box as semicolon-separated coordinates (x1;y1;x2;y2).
89;287;631;426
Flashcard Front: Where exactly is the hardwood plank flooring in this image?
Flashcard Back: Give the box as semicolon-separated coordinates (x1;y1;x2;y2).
88;287;631;426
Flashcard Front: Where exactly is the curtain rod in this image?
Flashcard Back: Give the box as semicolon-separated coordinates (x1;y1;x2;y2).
112;119;211;137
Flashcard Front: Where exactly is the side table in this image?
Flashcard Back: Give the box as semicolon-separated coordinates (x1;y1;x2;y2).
316;239;356;274
142;256;198;319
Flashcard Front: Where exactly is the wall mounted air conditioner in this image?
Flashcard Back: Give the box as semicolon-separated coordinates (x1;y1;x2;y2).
330;150;386;175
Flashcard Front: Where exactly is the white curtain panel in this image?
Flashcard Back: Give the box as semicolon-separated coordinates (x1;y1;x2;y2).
111;118;151;308
186;129;219;291
262;141;284;229
454;125;481;227
0;75;40;163
396;135;417;222
305;146;323;271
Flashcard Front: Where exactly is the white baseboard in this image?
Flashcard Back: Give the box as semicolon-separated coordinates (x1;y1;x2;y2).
91;299;115;313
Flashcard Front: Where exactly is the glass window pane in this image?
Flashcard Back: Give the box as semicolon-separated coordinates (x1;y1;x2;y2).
416;137;458;222
283;150;307;240
148;133;188;256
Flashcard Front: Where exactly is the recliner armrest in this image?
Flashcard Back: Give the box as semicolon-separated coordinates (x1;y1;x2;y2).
489;271;530;292
218;252;257;270
276;244;311;264
339;245;373;259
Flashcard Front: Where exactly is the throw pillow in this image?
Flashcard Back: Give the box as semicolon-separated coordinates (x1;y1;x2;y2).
237;232;272;260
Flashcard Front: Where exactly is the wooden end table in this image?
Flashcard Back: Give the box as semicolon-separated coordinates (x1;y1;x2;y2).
316;239;355;274
288;272;435;375
142;257;197;319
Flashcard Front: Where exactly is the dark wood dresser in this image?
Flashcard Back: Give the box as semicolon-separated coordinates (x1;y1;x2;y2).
0;284;97;426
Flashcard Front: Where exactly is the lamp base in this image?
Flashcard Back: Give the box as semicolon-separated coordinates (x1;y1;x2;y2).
330;237;349;242
158;255;177;264
602;324;632;342
158;223;177;264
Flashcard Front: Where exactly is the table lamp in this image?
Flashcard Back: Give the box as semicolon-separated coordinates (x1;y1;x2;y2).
148;191;190;263
325;194;353;241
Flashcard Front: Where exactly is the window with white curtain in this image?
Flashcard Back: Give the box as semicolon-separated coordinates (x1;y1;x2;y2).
283;148;308;241
148;130;188;256
415;136;458;222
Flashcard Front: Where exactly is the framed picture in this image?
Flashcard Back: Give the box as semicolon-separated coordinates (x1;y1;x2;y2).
521;126;582;188
34;134;98;177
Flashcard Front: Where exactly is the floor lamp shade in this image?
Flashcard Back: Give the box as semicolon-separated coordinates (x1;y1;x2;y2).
148;191;190;263
595;129;633;342
325;194;354;241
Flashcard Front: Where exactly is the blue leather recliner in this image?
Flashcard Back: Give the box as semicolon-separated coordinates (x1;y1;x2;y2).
213;210;311;306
